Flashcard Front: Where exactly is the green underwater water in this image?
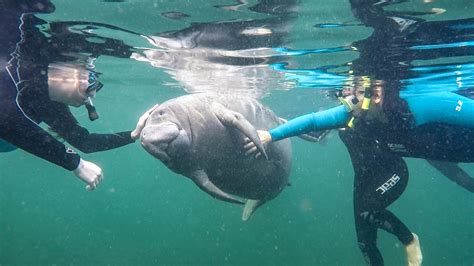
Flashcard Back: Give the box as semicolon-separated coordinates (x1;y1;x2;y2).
2;0;474;265
2;80;474;266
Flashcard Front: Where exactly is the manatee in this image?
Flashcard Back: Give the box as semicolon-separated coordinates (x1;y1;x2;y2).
140;93;292;221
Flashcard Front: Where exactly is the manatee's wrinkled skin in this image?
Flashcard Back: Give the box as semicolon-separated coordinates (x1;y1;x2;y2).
140;93;291;216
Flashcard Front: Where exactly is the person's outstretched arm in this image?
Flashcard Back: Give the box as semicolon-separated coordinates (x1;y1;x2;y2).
269;104;350;142
44;102;159;153
43;102;135;153
245;104;350;156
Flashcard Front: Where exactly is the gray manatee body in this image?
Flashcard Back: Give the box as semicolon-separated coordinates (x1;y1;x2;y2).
140;93;291;220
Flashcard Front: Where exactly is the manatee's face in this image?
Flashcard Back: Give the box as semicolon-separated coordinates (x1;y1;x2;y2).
140;105;191;165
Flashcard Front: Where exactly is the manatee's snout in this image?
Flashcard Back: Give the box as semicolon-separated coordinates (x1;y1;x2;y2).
140;121;190;162
141;122;180;161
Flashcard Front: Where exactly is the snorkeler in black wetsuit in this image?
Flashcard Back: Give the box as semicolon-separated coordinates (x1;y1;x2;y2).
339;1;474;253
245;0;474;265
0;0;156;190
245;85;423;265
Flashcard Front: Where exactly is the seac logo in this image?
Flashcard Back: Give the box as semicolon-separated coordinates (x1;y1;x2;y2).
376;173;400;195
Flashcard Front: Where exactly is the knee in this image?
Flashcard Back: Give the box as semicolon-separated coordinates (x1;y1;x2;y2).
358;241;376;253
355;213;379;253
359;210;378;224
359;210;395;231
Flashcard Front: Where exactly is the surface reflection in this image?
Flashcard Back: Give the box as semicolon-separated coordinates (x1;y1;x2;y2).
131;0;298;98
270;0;474;100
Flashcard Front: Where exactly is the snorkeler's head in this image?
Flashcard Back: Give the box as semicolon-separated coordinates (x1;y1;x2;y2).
0;0;56;14
47;62;103;120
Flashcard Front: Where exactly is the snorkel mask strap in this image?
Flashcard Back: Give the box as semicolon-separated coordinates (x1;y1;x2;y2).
336;76;373;128
337;90;359;128
358;75;372;108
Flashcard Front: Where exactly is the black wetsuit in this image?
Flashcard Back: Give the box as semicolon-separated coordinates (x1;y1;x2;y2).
346;1;474;264
335;96;473;264
269;99;418;266
0;3;134;170
339;128;412;265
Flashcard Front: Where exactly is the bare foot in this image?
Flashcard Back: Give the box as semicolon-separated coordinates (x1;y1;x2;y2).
406;233;423;266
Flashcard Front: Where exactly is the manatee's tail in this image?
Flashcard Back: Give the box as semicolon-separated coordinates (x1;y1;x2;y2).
242;199;264;221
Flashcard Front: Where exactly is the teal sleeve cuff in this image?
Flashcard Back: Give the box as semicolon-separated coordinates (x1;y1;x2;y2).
269;105;349;141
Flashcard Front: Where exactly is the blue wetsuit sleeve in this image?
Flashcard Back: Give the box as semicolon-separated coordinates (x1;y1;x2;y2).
269;104;350;141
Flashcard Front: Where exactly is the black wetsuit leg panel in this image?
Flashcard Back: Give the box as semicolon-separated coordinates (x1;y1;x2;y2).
339;130;413;266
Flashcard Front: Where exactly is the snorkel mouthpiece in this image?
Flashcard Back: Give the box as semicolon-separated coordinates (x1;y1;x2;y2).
83;58;102;121
85;97;99;121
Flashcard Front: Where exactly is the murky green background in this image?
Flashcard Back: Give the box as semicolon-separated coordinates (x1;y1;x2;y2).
1;0;474;265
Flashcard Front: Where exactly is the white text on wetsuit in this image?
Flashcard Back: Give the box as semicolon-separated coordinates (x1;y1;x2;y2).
376;174;400;195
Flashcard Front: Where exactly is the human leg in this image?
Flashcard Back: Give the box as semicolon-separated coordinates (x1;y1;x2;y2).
340;130;422;265
354;159;421;266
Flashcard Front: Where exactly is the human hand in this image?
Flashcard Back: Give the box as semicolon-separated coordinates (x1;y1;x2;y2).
244;130;272;158
131;104;160;140
73;159;103;191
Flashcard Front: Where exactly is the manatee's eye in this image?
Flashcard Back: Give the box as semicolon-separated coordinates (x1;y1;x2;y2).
159;110;165;115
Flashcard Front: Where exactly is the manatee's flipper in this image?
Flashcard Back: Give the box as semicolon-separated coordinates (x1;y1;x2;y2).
298;130;331;143
211;102;268;160
189;170;245;205
242;199;263;221
277;117;288;125
278;117;330;143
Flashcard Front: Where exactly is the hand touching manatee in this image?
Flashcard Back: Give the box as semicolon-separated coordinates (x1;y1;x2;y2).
131;104;160;140
244;130;272;158
244;126;331;158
